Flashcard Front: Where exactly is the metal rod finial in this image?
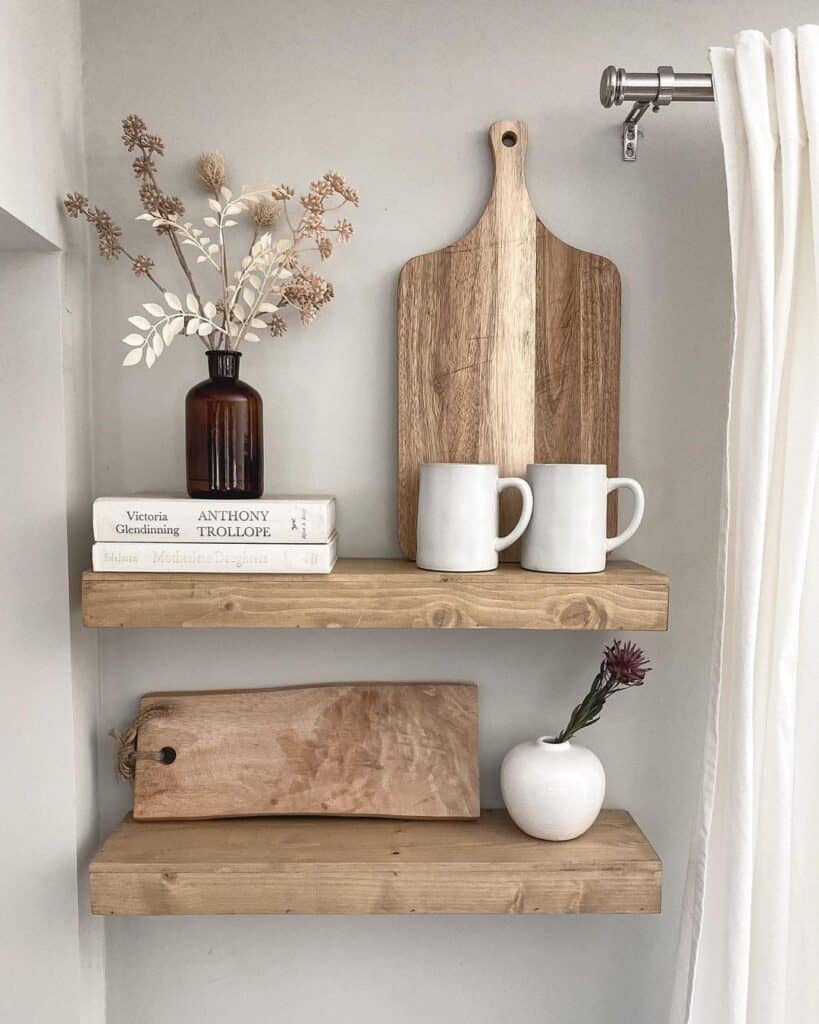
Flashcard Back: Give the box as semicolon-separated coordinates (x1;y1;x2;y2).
599;66;623;108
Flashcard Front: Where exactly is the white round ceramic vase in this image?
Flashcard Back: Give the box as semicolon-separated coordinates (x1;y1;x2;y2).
500;736;606;841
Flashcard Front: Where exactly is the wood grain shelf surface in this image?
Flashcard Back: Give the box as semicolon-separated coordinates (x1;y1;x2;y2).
82;558;669;630
90;809;661;916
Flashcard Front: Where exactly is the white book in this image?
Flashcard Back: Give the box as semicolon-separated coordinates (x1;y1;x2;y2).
93;495;335;543
92;534;338;574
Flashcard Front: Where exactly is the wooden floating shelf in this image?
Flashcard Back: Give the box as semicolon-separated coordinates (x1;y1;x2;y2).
82;558;668;630
90;809;661;916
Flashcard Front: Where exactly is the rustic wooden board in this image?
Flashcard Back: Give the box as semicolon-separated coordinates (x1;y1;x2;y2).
132;683;479;821
82;560;669;630
90;809;661;915
398;120;621;559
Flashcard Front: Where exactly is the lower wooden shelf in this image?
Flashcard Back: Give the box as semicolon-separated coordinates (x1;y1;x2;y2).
90;809;661;916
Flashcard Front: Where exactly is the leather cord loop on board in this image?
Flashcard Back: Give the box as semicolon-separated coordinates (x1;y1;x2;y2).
109;706;169;782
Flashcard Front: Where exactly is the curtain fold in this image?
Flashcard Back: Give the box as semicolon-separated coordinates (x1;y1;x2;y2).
671;26;819;1024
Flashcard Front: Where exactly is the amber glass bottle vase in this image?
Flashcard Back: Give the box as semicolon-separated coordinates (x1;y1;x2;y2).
186;350;263;498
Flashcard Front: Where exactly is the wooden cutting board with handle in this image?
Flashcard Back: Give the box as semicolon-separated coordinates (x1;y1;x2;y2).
398;120;621;559
131;682;479;821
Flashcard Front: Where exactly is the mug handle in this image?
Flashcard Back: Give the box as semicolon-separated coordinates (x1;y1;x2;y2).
605;478;645;553
495;478;534;552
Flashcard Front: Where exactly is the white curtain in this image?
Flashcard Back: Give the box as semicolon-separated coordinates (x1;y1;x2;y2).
671;26;819;1024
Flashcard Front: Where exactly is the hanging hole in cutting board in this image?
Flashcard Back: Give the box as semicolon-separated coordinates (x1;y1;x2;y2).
502;131;518;147
160;746;177;765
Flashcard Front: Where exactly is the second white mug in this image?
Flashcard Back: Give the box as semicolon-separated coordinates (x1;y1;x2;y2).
416;463;533;572
521;464;645;573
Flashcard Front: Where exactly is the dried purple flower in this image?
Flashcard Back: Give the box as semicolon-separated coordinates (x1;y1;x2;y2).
603;639;651;686
553;639;654;743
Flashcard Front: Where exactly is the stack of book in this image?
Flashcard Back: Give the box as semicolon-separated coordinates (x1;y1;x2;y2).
91;495;337;573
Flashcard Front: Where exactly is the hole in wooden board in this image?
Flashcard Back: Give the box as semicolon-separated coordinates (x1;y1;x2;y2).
160;746;177;765
501;131;518;147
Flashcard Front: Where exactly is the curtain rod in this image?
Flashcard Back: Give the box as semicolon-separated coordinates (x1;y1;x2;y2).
599;66;715;161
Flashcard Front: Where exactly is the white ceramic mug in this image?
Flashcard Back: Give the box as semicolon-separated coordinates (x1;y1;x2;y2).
521;463;644;573
416;463;533;572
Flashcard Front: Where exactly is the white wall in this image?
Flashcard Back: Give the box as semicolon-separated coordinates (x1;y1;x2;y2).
0;2;103;1021
0;254;81;1020
63;244;106;1022
78;1;814;1022
0;1;87;249
0;253;102;1022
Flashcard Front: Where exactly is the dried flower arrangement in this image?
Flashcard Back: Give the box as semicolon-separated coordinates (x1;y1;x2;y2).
553;640;652;743
64;115;358;368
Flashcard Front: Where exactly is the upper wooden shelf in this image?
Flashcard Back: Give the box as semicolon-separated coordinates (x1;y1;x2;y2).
82;558;668;630
90;809;661;916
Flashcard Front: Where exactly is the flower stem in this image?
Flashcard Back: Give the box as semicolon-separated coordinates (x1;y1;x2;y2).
119;246;167;294
167;229;203;309
140;145;204;309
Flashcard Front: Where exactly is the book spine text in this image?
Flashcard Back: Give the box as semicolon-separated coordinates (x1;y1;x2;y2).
92;537;338;574
93;500;334;543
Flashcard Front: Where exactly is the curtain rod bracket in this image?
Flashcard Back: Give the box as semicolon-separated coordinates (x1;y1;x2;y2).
600;65;714;162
